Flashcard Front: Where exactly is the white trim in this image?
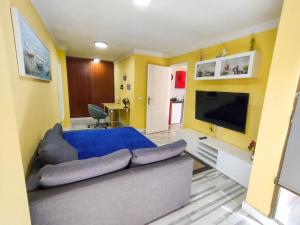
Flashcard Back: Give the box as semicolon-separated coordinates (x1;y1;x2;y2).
167;18;280;58
62;126;72;131
242;202;278;225
132;49;169;58
113;19;279;62
114;48;169;63
117;18;279;60
114;50;134;63
70;117;93;121
136;128;146;133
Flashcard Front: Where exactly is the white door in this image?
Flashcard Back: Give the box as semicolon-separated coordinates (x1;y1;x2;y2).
146;64;172;134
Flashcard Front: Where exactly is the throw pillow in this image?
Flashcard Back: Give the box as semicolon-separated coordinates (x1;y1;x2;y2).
38;129;78;165
38;149;131;187
53;123;64;137
130;139;187;167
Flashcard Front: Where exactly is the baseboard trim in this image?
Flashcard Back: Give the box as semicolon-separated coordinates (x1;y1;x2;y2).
242;202;278;225
136;128;146;133
63;127;72;131
70;117;93;121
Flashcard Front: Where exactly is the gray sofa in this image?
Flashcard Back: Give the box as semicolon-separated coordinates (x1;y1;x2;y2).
28;155;193;225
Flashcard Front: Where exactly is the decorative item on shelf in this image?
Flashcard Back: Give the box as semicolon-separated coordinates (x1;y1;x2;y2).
127;84;131;90
216;47;228;58
223;64;230;75
233;65;244;75
122;98;130;108
123;74;127;81
199;70;215;77
221;48;228;57
120;84;124;90
199;51;204;61
250;37;255;51
243;65;249;74
248;140;256;160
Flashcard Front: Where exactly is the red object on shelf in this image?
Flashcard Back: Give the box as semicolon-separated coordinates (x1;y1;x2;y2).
175;71;186;89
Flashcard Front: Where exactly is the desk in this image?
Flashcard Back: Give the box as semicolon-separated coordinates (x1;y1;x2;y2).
103;103;130;127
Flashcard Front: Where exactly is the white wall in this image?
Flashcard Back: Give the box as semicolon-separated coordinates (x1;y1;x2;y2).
171;65;187;99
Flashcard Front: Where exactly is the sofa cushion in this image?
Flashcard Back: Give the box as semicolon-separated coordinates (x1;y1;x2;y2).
130;139;187;167
38;149;132;187
53;123;64;137
38;129;78;165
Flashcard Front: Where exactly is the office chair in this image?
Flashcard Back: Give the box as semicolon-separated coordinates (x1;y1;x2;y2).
87;104;108;128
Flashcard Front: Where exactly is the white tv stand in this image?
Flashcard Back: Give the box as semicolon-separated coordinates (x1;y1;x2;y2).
178;129;252;188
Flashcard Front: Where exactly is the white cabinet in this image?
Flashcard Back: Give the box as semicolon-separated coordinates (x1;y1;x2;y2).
170;102;183;124
195;51;260;80
177;128;252;188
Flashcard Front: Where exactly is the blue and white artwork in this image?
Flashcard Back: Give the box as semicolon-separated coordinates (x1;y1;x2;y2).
11;7;51;81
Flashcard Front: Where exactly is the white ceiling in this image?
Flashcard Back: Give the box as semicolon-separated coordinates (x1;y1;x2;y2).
32;0;283;61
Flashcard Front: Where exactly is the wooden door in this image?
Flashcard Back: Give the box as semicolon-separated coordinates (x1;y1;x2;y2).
66;57;114;118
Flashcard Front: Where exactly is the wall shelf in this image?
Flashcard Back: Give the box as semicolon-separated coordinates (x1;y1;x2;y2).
194;51;260;80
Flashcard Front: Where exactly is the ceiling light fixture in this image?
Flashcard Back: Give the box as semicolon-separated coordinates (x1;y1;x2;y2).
133;0;151;7
93;58;101;63
94;41;108;49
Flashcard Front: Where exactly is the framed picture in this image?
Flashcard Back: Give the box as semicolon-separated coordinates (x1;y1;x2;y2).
11;7;52;81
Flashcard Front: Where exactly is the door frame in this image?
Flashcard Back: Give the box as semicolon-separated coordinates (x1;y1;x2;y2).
170;62;189;127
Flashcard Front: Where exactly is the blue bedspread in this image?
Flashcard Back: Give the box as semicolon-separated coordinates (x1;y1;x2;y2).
63;127;157;159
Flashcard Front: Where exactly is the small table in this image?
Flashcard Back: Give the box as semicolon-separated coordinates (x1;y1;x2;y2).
103;103;130;127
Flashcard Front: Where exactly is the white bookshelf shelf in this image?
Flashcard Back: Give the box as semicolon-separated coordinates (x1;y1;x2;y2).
177;128;253;188
194;51;260;80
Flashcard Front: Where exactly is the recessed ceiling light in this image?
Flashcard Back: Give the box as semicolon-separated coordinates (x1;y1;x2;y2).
133;0;151;7
93;58;101;63
94;41;108;49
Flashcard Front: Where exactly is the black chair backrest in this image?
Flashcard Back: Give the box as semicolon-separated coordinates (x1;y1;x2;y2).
88;104;107;120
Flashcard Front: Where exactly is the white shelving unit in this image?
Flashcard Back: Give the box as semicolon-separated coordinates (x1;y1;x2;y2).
178;128;253;188
194;51;260;80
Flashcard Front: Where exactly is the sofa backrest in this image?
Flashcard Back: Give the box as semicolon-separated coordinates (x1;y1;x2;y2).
28;155;193;225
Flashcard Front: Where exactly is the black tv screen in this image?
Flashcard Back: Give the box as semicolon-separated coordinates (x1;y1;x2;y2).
195;91;249;133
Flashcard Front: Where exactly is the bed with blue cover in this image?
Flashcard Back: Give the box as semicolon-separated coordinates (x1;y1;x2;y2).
63;127;157;159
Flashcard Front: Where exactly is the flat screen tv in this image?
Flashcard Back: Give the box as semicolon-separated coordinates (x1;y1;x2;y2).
195;91;249;133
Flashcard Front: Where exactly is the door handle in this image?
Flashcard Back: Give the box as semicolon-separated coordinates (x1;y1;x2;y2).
148;97;152;105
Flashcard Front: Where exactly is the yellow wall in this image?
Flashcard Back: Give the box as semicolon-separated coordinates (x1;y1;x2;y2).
0;0;31;224
167;29;277;150
114;55;135;124
57;49;71;128
115;30;277;149
246;0;300;216
114;54;168;128
2;0;61;174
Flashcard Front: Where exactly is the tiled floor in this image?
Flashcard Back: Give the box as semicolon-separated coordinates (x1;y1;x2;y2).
142;124;182;146
150;169;261;225
69;119;261;225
